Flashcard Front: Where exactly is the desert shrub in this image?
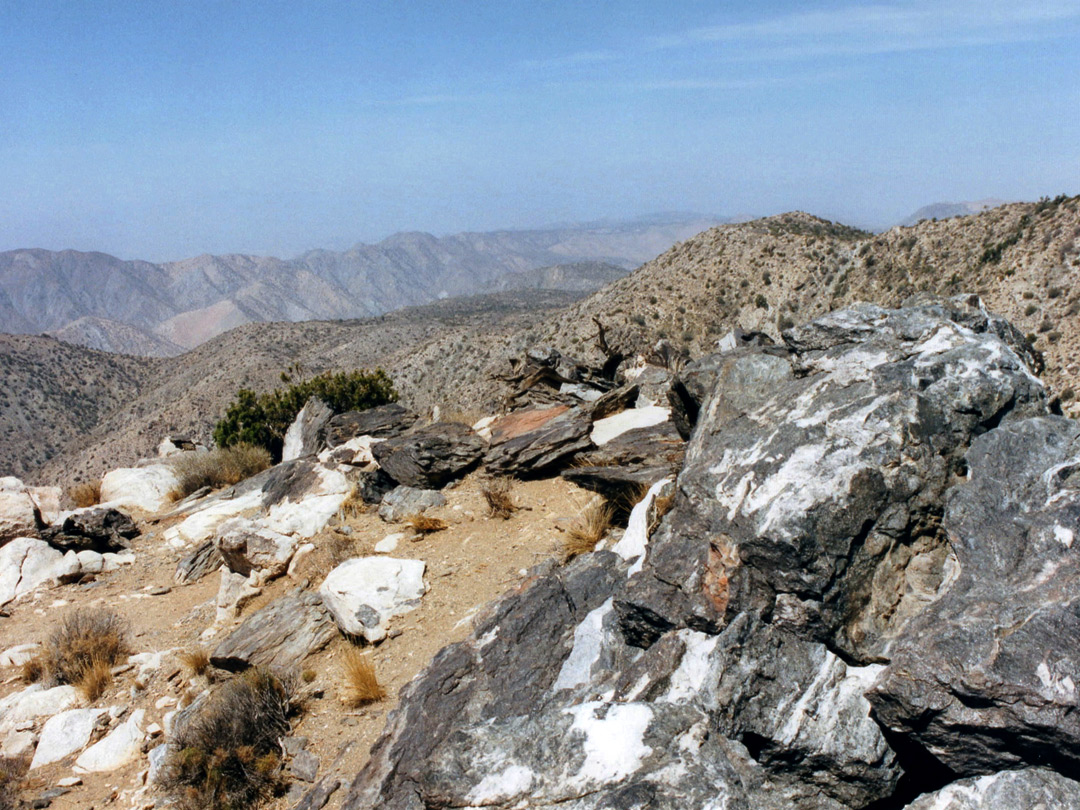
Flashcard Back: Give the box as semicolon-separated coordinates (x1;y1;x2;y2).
405;515;447;536
69;481;101;509
213;368;397;460
0;756;27;810
755;294;769;310
341;648;386;707
482;478;519;520
161;668;298;810
169;444;271;499
562;500;613;561
37;608;128;701
1024;303;1039;316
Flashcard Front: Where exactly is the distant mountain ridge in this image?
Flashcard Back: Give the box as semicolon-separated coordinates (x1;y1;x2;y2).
0;215;725;354
898;199;1010;227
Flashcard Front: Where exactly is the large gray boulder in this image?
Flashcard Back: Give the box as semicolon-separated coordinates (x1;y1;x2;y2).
326;403;418;447
211;589;336;672
0;476;42;544
373;422;484;488
42;507;139;552
339;298;1072;810
869;416;1080;775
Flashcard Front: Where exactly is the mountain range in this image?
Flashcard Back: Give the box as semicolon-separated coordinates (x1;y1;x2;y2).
3;196;1078;488
0;215;725;356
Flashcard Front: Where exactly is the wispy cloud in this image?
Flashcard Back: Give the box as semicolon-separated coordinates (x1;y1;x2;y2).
648;1;1080;59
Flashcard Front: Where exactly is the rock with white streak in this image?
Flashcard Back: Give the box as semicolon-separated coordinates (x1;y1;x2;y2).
319;557;427;642
903;769;1080;809
99;465;180;513
74;709;145;773
589;405;671;447
215;517;301;581
0;537;64;606
30;708;109;769
0;685;79;735
260;459;351;537
0;476;42;543
282;397;334;461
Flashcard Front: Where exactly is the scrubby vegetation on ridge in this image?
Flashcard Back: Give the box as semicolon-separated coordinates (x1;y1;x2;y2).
212;368;397;460
26;608;129;702
160;668;299;810
167;443;272;499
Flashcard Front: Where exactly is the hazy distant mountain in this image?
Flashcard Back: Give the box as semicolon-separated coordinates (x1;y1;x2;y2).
487;261;628;294
897;199;1010;227
48;317;185;358
0;215;726;354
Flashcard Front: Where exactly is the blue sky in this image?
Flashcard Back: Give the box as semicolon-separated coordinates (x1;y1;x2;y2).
1;0;1079;261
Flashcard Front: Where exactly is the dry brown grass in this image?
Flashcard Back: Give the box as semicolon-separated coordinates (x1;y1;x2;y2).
36;609;128;701
160;668;297;810
0;755;28;810
168;444;272;500
78;658;114;702
339;485;367;519
179;648;211;678
68;481;101;509
341;648;386;707
482;477;519;520
562;500;613;561
405;514;448;536
19;657;43;684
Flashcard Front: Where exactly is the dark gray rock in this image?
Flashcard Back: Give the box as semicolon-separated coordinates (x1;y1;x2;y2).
292;777;342;810
174;540;223;584
869;416;1080;776
902;768;1080;809
483;407;593;477
327;404;418;447
338;298;1071;810
42;507;139;552
261;458;347;509
561;422;685;500
282;397;334;461
624;299;1048;664
211;589;336;672
373;422;484;488
377;486;446;523
289;749;321;782
349;469;396;505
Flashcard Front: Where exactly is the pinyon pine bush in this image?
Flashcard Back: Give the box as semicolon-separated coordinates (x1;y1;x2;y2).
213;368;397;461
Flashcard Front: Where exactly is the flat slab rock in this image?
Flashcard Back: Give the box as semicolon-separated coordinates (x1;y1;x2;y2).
373;422;484;488
483;406;594;476
377;486;446;523
327;403;418;446
211;589;336;672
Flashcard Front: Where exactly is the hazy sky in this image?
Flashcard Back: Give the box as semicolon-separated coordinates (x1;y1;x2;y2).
2;0;1079;261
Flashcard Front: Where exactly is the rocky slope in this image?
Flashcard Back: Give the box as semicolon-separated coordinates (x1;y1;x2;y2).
2;296;1079;810
0;216;720;352
7;198;1080;489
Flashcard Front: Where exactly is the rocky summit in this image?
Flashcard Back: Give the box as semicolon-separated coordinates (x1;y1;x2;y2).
0;294;1079;810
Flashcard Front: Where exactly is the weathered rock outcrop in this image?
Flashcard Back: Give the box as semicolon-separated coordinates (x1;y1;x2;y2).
372;422;484;488
326;403;418;447
282;397;335;461
42;507;139;552
211;589;336;672
341;298;1077;810
0;477;43;544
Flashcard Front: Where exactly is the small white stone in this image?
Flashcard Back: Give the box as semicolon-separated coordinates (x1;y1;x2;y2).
374;533;405;553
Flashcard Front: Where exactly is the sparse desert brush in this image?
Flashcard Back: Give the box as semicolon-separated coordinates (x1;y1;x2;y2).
37;608;128;701
68;480;101;509
482;477;519;520
178;648;211;678
19;657;43;684
160;668;298;810
406;514;447;536
339;484;366;519
0;755;28;810
562;500;613;561
341;648;386;707
169;444;271;499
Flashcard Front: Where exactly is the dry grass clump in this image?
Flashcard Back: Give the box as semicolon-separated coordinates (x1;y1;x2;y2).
178;648;211;678
341;648;386;707
339;485;367;519
68;480;101;509
34;608;128;701
169;444;272;500
0;756;27;810
482;478;519;520
562;500;613;561
405;514;448;536
160;668;298;810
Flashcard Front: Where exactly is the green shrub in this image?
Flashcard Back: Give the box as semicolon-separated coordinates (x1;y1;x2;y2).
169;444;272;499
213;369;397;460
